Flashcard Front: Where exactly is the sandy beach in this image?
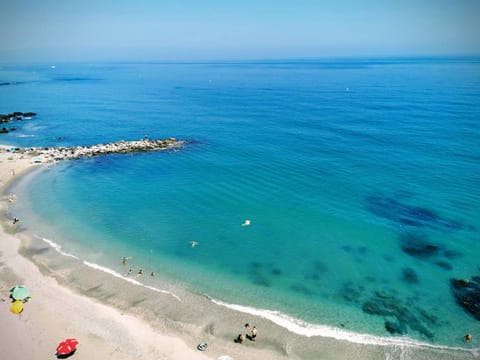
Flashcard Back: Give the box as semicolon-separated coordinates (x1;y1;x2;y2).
0;148;477;360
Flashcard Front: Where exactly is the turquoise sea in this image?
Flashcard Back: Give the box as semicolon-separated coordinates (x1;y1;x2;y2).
1;58;480;347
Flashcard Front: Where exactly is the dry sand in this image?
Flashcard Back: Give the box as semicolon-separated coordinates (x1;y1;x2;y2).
0;149;476;360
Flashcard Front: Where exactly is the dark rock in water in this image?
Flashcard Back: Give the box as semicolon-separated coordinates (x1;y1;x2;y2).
418;308;438;325
0;127;8;133
249;261;271;287
434;260;453;270
250;272;271;287
314;261;328;273
340;283;365;303
271;268;282;276
402;268;419;284
399;233;440;259
365;194;464;232
251;261;262;269
304;261;328;282
443;249;463;259
450;276;480;321
290;283;314;296
385;321;406;335
361;289;435;339
362;300;394;316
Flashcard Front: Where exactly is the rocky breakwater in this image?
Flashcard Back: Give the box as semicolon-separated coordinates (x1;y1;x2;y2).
9;138;184;162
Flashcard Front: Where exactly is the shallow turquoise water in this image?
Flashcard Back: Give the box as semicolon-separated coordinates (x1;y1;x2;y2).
2;58;480;345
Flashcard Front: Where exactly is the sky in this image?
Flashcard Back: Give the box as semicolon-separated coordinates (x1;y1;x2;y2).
0;0;479;62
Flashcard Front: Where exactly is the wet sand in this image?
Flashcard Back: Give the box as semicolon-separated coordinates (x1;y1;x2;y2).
0;148;476;360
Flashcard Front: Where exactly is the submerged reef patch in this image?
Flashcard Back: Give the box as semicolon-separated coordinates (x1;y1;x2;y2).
398;232;457;271
340;283;436;339
450;275;480;321
401;267;419;284
248;261;271;287
304;260;328;282
361;290;436;339
365;194;464;232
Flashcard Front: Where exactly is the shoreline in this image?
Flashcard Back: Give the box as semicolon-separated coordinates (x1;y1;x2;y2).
0;148;477;359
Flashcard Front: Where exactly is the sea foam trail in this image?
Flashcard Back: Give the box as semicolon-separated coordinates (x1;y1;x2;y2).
210;298;474;354
37;236;181;301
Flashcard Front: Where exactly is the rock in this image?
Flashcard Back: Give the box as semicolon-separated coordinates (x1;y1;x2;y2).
385;321;406;335
451;276;480;321
402;267;419;284
399;233;440;259
365;194;464;231
362;289;436;339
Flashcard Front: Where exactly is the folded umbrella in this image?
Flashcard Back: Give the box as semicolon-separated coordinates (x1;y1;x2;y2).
56;338;79;356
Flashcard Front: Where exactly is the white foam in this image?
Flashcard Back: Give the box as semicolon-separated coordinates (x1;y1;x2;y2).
38;236;79;259
210;298;472;353
37;236;181;301
82;260;182;301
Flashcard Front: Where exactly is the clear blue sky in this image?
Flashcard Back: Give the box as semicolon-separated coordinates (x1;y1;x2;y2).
1;0;479;62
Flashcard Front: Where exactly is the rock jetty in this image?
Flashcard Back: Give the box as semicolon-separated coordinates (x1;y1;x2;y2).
2;138;184;162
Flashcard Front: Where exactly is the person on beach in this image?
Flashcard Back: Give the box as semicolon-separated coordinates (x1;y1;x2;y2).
11;169;15;176
150;271;155;277
251;326;257;341
138;269;144;275
127;268;133;275
465;333;473;342
244;323;250;329
12;217;19;224
122;257;130;266
235;333;245;343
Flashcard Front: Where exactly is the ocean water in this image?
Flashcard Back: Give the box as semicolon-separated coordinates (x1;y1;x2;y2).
1;58;480;347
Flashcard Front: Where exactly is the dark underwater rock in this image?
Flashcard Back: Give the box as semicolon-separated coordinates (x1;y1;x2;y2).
340;282;365;303
365;194;464;232
399;233;440;259
402;267;419;284
361;289;435;339
249;261;271;287
290;283;314;296
443;249;463;259
304;260;328;282
450;276;480;321
385;321;406;335
434;260;453;270
271;268;282;276
362;300;394;316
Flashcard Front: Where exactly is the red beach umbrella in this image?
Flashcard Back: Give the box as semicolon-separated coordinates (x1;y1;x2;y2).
56;338;79;356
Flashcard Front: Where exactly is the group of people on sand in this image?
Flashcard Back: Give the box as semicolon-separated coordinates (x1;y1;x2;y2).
235;323;257;344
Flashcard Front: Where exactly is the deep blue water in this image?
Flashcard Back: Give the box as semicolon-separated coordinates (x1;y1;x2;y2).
1;58;480;345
